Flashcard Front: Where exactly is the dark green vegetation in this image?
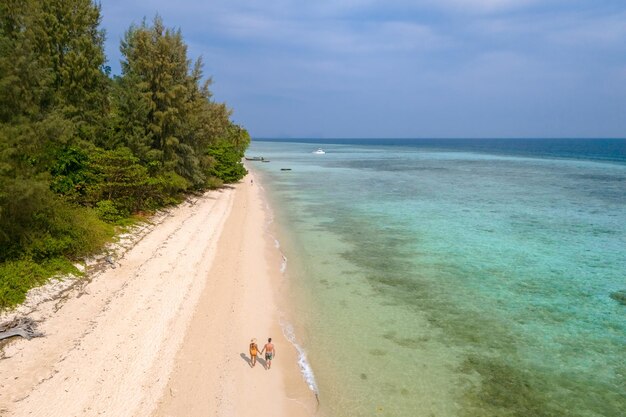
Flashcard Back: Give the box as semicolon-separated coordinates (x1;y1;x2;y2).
0;1;249;309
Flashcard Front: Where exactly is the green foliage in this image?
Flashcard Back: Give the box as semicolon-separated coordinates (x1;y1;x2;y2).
117;16;250;188
205;176;223;190
224;123;251;156
205;123;249;183
146;172;189;206
36;0;109;131
120;17;192;175
0;7;250;308
0;0;109;137
85;147;150;213
0;0;53;123
206;140;248;183
50;146;92;201
105;73;153;157
0;178;113;261
95;200;123;223
0;179;55;260
0;258;78;310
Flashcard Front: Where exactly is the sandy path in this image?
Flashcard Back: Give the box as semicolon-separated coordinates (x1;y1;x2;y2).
153;175;315;417
0;177;315;417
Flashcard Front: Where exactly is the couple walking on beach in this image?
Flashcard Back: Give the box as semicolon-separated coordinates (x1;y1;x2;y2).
249;338;275;369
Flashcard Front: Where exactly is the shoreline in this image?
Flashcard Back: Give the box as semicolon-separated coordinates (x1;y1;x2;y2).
153;172;316;416
254;171;321;400
0;174;316;416
254;170;321;403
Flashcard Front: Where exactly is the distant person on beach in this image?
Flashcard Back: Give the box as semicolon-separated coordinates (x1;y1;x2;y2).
250;178;253;186
249;338;259;367
260;338;275;369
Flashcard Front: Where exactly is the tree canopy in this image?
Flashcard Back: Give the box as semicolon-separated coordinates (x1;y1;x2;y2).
0;2;250;309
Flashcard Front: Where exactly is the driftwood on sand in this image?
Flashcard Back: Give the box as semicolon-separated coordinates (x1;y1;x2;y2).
0;318;43;342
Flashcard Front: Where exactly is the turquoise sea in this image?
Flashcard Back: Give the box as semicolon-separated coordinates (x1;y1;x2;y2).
248;139;625;417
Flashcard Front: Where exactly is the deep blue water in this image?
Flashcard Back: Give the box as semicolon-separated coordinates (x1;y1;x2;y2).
256;138;626;164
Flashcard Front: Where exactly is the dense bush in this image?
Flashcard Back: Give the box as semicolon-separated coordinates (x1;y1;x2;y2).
206;141;248;183
0;179;113;261
0;258;79;310
95;200;123;223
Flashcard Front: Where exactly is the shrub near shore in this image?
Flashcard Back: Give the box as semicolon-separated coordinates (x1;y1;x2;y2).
0;1;249;309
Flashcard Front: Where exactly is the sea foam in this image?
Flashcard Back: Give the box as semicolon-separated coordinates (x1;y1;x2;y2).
267;211;316;394
281;319;319;395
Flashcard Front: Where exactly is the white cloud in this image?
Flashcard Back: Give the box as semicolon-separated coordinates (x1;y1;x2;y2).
470;9;626;51
291;0;545;15
546;12;626;48
305;21;448;54
197;9;450;56
429;0;540;13
212;12;283;39
100;0;626;137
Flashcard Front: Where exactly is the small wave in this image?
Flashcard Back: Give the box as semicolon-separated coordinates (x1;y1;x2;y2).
281;319;319;395
264;201;274;224
270;236;287;273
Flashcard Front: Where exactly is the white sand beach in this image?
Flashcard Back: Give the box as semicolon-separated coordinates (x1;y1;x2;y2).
0;174;316;417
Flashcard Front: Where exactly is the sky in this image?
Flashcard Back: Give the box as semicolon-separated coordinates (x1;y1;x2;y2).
100;1;626;138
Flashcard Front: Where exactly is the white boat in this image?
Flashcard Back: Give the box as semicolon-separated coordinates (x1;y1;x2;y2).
312;148;326;155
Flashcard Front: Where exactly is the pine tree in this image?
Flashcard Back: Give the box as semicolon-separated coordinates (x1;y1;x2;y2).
118;16;252;188
0;0;111;262
120;17;189;171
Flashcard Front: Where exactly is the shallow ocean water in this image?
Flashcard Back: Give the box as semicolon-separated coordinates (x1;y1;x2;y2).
249;139;626;417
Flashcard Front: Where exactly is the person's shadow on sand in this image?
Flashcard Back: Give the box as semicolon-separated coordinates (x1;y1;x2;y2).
240;353;252;367
257;357;267;369
240;353;267;369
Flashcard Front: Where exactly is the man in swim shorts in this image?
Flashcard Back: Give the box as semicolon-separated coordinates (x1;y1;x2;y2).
261;337;275;369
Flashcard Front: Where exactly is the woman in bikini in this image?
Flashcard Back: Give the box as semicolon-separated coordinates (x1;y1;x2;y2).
249;338;259;367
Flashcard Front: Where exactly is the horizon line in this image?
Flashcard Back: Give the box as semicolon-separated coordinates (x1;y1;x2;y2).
252;137;626;140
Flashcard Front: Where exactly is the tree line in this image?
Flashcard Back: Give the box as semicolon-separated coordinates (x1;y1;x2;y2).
0;0;250;308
